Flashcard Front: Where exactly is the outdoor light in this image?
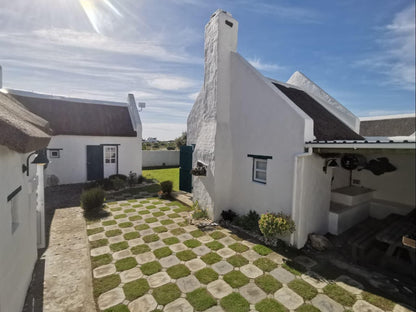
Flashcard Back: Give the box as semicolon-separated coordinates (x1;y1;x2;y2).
22;148;49;176
323;159;338;173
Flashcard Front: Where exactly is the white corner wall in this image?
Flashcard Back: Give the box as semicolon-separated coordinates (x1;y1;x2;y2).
0;145;38;312
142;150;179;168
45;135;142;185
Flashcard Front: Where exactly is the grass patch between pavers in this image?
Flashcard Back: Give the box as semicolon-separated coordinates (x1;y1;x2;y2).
145;217;158;223
140;200;150;204
124;208;135;213
105;229;122;237
228;243;249;253
170;228;185;235
120;203;130;206
132;204;142;208
296;304;320;312
152;212;164;217
123;278;149;301
129;215;142;221
223;270;249;288
190;229;205;237
127;199;137;203
159;206;171;212
167;213;180;218
114;214;127;219
115;257;137;271
163;237;180;245
282;260;306;276
143;234;159;243
201;252;222;265
255;274;282;294
166;264;191;279
176;250;197;261
362;291;395;311
118;221;133;228
183;239;202;248
187;288;216;311
87;227;104;236
102;220;117;226
256;298;287;312
90;238;109;249
288;279;318;300
103;304;129;312
91;253;112;269
253;244;273;256
153;247;172;259
110;207;122;211
229;234;243;241
110;241;129;252
134;224;149;231
227;255;248;267
323;284;356;307
152;283;181;305
123;232;140;240
161;219;175;226
153;226;168;233
146;205;156;209
138;210;150;215
210;231;226;239
131;244;150;254
220;293;250;312
254;258;278;272
206;241;224;251
93;274;121;298
195;268;219;284
140;261;162;275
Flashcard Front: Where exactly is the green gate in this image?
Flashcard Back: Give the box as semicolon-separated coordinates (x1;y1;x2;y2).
179;145;193;193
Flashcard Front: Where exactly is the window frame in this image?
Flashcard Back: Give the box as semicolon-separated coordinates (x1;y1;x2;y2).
253;158;268;184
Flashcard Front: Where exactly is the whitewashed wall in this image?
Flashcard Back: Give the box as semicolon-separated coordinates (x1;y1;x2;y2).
45;135;142;185
0;145;38;312
142;150;179;168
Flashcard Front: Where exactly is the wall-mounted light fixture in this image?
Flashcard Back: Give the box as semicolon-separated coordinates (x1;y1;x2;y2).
138;102;146;112
22;148;49;176
323;159;338;174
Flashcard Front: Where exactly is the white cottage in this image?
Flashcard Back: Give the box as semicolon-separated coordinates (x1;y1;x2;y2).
187;10;415;248
0;90;51;312
4;89;142;185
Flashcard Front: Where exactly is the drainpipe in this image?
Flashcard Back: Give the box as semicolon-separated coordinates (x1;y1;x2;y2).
290;147;312;247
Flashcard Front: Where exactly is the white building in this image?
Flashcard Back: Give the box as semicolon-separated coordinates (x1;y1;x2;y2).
187;10;415;248
5;89;142;185
0;89;51;312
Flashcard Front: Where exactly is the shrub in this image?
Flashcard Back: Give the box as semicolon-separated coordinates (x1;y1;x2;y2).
234;210;261;233
109;174;128;181
81;188;105;212
192;201;208;219
137;175;144;184
221;209;237;222
160;180;173;194
258;212;295;237
112;178;126;190
167;146;175;150
128;171;137;186
100;178;113;190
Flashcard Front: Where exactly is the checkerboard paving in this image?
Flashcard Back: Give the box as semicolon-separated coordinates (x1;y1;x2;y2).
87;197;402;312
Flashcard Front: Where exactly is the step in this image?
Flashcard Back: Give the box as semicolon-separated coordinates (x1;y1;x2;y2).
331;186;374;206
329;201;370;235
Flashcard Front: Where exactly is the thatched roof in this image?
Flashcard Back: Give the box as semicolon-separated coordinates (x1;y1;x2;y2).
273;83;364;141
360;117;415;137
0;92;51;153
12;94;137;137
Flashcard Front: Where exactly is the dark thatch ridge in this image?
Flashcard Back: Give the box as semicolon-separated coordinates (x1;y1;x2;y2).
273;83;364;141
360;117;415;137
13;94;137;137
0;92;51;153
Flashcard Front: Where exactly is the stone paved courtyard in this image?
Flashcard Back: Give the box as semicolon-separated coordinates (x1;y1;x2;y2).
86;196;411;312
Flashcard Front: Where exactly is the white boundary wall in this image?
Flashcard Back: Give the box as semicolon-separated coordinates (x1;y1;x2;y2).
142;150;179;168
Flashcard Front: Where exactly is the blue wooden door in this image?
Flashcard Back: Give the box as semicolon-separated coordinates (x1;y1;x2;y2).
87;145;104;181
179;146;193;192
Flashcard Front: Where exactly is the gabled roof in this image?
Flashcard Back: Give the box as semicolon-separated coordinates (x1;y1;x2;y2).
0;91;51;153
12;93;137;137
360;115;415;137
273;83;364;141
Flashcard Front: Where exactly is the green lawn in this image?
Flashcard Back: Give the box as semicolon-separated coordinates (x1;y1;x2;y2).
142;168;179;191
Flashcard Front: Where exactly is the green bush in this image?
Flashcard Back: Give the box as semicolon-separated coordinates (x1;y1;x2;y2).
109;174;128;181
137;175;144;184
234;210;261;233
192;201;208;219
160;180;173;194
112;177;126;190
81;187;105;212
258;212;295;237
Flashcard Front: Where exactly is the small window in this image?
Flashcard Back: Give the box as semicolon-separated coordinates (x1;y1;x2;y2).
49;150;60;158
253;158;267;184
104;146;117;164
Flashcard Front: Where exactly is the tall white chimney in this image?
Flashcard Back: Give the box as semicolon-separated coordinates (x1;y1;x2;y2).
0;65;2;89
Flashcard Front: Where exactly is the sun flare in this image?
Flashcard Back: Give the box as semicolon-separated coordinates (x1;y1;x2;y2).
79;0;122;34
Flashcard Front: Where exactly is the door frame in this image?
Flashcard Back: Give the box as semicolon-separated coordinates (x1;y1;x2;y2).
101;144;120;177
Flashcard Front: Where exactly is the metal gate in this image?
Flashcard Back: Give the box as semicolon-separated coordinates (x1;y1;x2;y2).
179;145;193;193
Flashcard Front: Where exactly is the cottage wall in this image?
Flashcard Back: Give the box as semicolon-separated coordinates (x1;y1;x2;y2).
0;145;39;312
45;135;142;185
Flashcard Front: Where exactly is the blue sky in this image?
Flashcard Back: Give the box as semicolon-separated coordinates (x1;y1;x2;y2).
0;0;414;140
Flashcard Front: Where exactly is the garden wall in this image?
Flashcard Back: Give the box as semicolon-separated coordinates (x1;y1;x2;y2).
142;150;179;168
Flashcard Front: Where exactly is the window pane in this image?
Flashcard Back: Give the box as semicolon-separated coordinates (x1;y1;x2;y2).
105;159;110;163
255;171;266;181
256;160;267;170
111;159;116;163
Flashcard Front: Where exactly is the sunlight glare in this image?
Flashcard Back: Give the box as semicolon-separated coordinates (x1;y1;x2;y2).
79;0;123;34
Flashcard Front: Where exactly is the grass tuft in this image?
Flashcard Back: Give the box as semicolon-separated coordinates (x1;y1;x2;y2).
255;298;287;312
140;261;162;275
253;258;278;272
228;243;249;253
153;226;168;233
123;278;149;301
163;237;180;245
220;293;250;312
206;241;224;251
201;252;222;265
296;304;320;312
114;214;127;219
288;279;318;300
131;244;150;255
253;244;273;256
362;292;395;311
323;284;356;307
195;268;219;284
153;247;172;259
142;234;159;243
183;239;202;248
186;288;216;311
170;228;186;235
255;274;282;294
105;229;122;237
87;227;104;236
282;260;306;276
90;238;109;249
134;224;149;231
144;217;158;223
227;255;249;267
93;274;121;298
166;264;191;279
161;219;174;225
115;257;137;271
223;271;249;288
190;229;205;237
210;231;226;239
176;250;197;261
110;241;129;252
123;232;140;240
118;222;133;228
152;283;181;305
103;304;129;312
129;215;142;221
102;220;117;226
91;253;112;269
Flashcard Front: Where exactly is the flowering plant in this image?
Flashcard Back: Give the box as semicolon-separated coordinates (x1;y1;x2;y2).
258;212;295;237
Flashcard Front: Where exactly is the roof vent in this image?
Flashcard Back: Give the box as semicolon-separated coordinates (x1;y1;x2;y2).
225;20;233;27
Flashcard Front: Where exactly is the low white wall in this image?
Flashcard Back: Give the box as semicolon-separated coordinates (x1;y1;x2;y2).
0;145;38;312
142;150;179;168
45;135;142;185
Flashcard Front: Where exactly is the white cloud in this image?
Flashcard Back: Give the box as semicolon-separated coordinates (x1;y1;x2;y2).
147;76;198;91
247;58;284;72
142;122;186;140
188;91;199;101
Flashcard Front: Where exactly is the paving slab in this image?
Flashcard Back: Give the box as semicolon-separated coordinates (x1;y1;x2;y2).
335;275;363;295
120;267;143;283
170;243;187;252
90;246;110;257
240;264;263;279
205;306;225;312
159;255;180;268
266;252;284;264
93;264;116;279
311;294;343;312
113;249;132;260
219;236;236;246
274;287;303;309
108;236;124;244
89;233;106;241
128;294;157;312
148;272;171;288
242;250;261;262
177;275;201;293
185;258;207;272
270;267;295;284
128;238;145;247
193;245;211;256
353;299;384;312
212;261;233;275
97;288;125;310
217;247;236;258
135;251;156;264
148;241;165;250
207;280;233;299
239;283;267;304
164;298;194;312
